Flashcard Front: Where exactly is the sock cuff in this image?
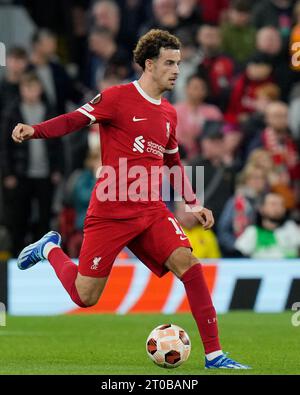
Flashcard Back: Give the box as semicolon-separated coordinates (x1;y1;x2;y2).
180;263;202;283
45;243;61;260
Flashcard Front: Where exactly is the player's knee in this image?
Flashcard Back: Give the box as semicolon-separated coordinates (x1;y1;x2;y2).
165;247;198;278
75;273;107;307
80;292;100;307
76;284;102;307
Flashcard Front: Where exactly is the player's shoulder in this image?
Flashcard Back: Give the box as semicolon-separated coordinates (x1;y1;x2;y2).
95;82;134;101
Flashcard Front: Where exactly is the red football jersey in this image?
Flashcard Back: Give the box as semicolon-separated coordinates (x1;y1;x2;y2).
77;81;181;219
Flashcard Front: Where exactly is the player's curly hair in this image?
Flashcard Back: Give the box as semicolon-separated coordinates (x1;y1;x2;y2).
133;29;181;70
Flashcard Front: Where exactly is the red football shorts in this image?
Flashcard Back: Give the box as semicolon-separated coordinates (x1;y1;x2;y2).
78;208;192;278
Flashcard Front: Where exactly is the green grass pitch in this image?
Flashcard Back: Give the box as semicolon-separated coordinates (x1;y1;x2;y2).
0;312;299;375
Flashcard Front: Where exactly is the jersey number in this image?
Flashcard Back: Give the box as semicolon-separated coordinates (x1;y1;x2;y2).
168;217;187;239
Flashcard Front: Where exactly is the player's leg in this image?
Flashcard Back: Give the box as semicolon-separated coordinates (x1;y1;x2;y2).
17;230;90;307
164;247;222;357
165;248;250;368
75;273;108;307
17;215;144;308
44;245;108;307
128;210;250;369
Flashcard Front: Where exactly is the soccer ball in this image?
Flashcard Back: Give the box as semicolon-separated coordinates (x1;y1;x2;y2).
146;324;191;368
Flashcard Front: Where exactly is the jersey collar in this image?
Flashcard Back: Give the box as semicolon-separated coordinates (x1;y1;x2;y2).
133;80;161;105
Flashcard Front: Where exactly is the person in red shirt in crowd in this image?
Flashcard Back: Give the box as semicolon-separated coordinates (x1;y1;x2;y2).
225;52;275;124
248;101;300;188
198;0;230;24
196;24;235;111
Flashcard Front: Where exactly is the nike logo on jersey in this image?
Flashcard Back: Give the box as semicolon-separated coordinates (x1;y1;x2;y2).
133;116;147;122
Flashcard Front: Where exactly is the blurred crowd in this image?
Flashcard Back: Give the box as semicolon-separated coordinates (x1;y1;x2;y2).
0;0;300;260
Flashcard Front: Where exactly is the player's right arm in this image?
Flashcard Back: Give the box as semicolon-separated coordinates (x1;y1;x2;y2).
11;111;89;143
11;86;120;143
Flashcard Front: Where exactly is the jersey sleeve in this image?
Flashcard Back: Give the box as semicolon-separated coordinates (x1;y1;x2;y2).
76;86;120;125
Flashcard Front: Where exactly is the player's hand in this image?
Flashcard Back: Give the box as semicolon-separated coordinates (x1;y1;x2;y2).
192;207;215;230
12;123;34;143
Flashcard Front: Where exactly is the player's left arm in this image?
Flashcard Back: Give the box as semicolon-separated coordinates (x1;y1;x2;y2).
163;113;214;230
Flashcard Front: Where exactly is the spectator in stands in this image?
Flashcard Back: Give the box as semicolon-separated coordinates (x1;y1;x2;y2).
218;164;268;256
256;26;294;100
140;0;180;36
221;122;243;170
0;47;28;116
175;74;223;160
86;27;130;90
29;29;82;114
289;94;300;143
225;52;274;124
177;0;202;35
235;192;300;258
117;0;152;51
189;122;236;226
256;26;283;56
91;0;123;46
252;0;294;40
248;101;300;186
221;0;256;66
241;82;281;161
247;148;296;210
196;24;235;110
0;72;64;255
175;201;221;258
198;0;230;24
172;29;201;103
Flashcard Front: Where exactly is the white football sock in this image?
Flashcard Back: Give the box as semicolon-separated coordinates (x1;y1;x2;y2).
206;350;223;361
43;242;60;259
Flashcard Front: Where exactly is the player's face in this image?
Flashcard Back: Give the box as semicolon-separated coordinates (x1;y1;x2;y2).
152;48;181;92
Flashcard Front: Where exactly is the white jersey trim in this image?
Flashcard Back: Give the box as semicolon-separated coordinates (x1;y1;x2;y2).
133;80;161;105
164;147;179;154
76;108;96;125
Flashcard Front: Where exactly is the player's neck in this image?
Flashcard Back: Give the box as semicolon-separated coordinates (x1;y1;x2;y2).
137;76;162;101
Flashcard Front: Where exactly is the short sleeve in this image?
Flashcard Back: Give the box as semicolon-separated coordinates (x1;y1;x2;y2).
165;109;179;155
76;86;120;125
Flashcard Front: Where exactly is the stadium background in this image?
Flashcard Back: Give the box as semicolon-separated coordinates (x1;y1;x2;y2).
0;0;299;318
